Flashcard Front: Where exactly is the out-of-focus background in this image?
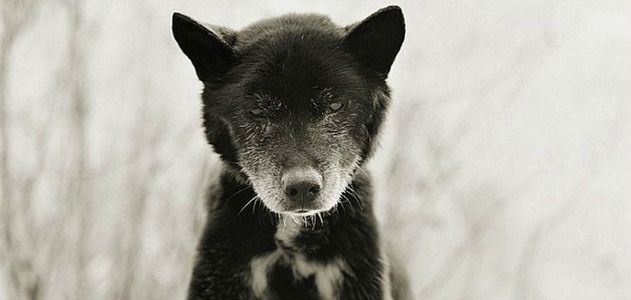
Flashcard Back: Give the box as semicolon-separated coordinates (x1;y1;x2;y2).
1;0;630;299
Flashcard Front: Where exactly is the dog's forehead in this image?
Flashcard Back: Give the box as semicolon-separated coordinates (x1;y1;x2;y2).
225;18;369;112
259;49;333;86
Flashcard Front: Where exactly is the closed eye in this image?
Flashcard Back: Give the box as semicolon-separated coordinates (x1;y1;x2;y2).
250;108;264;117
327;102;343;112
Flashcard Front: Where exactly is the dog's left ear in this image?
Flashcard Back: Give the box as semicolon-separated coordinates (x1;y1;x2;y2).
344;6;405;78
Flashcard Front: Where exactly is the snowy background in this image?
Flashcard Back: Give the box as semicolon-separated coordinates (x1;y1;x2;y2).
1;0;631;299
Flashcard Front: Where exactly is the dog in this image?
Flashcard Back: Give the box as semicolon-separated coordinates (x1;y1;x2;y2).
172;5;408;300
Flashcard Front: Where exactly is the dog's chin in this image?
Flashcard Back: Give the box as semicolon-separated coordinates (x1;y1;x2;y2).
265;199;338;216
256;194;340;216
281;208;328;217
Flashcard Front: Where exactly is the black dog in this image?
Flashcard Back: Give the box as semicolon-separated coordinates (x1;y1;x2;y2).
172;6;408;300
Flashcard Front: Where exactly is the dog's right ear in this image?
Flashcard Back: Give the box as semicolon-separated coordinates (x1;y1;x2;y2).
172;13;235;82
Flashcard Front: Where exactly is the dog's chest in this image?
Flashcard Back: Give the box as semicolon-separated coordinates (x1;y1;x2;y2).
248;221;345;300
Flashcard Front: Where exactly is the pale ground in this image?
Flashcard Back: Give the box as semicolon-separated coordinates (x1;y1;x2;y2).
1;0;631;299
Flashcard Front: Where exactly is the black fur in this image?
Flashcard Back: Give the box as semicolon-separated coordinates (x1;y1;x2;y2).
172;6;407;300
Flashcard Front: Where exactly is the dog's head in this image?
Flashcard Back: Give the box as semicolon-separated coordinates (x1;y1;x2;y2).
172;7;404;216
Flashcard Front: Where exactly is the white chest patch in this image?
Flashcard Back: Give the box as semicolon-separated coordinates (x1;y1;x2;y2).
250;250;283;297
249;252;346;300
295;256;346;300
249;219;347;299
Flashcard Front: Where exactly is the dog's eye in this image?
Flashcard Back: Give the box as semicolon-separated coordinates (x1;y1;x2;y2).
327;102;343;112
250;108;264;117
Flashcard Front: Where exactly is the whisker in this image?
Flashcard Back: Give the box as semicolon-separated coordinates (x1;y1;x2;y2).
341;194;353;209
238;195;259;215
356;166;370;177
335;200;347;214
224;186;251;202
346;186;364;210
347;185;361;198
340;199;349;213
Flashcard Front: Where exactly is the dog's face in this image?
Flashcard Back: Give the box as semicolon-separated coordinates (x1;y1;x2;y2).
173;7;404;215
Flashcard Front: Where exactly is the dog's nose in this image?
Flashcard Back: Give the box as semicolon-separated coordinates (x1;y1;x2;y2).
282;167;322;204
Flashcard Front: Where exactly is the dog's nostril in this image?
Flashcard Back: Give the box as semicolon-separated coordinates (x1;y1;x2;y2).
288;187;299;197
308;186;320;195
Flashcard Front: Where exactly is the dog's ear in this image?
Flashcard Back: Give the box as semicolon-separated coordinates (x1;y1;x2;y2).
172;13;236;82
344;6;405;78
